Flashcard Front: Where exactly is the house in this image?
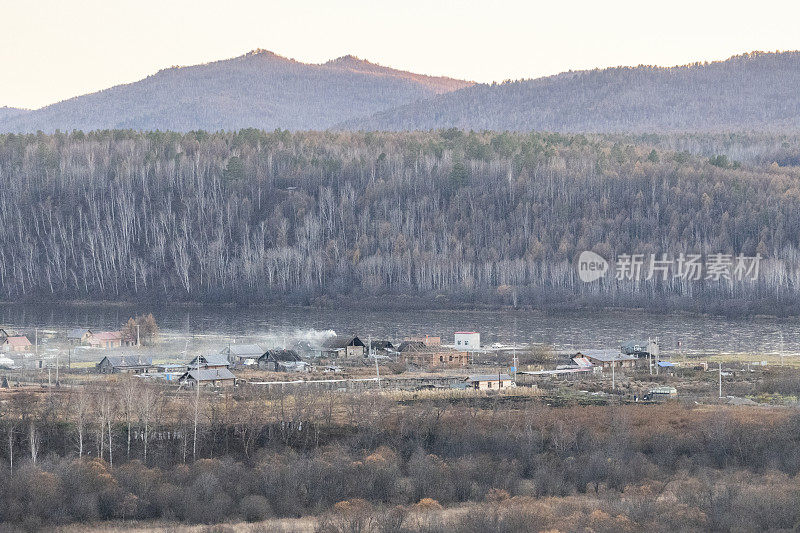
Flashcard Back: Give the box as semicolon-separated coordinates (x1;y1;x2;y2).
454;332;480;349
2;336;31;353
466;373;513;390
96;355;154;374
178;367;236;387
405;335;441;347
257;349;308;372
67;328;93;345
400;343;470;368
88;331;123;349
223;343;266;366
369;341;395;355
320;336;365;358
621;339;660;358
187;354;230;370
578;350;637;369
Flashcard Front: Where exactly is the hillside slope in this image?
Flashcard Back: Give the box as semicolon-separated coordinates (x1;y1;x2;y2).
0;51;473;133
0;107;29;122
341;51;800;133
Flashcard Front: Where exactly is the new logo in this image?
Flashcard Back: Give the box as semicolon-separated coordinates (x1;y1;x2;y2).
577;251;609;282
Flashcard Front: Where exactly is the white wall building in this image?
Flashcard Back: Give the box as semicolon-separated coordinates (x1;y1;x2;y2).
454;331;480;349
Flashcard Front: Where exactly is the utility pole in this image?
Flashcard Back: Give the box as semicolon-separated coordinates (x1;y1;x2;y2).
612;361;616;392
55;351;59;386
718;362;723;398
193;372;200;461
512;318;518;385
136;324;140;347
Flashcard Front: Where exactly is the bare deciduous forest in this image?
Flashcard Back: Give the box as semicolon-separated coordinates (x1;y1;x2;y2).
2;129;800;313
0;383;799;531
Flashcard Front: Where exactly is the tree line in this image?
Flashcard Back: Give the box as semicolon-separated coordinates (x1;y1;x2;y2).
2;129;800;313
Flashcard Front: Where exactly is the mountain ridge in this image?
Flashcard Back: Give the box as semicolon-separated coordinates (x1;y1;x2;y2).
339;50;800;133
0;50;473;133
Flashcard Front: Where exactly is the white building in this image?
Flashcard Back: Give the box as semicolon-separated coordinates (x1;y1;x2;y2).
454;332;480;349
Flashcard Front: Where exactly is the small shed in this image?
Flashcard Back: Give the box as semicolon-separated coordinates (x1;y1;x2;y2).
647;386;678;401
466;373;513;390
178;368;236;387
96;355;154;374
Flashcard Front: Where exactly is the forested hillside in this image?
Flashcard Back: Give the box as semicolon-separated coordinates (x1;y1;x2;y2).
2;129;800;313
342;51;800;133
0;51;472;133
0;107;28;121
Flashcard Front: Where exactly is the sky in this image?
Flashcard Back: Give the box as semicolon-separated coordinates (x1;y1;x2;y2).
2;0;800;109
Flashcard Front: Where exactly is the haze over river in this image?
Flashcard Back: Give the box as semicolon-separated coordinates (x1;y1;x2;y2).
1;304;800;358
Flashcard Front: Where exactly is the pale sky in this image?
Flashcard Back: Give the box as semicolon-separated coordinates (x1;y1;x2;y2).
2;0;799;109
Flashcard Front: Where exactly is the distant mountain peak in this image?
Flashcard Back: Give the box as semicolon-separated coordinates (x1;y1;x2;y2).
326;54;372;66
0;49;470;133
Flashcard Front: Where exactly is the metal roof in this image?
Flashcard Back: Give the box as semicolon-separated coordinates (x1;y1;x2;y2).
260;349;301;362
579;350;637;362
67;328;91;339
466;373;512;382
101;355;153;368
227;344;265;357
188;354;229;367
181;368;236;382
322;336;364;349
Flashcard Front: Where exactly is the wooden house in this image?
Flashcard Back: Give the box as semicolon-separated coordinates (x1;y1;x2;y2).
257;349;308;372
178;368;236;387
187;354;230;370
320;336;365;358
223;343;266;366
67;328;93;345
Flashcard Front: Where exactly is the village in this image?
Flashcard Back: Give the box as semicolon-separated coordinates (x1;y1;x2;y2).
1;317;794;406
